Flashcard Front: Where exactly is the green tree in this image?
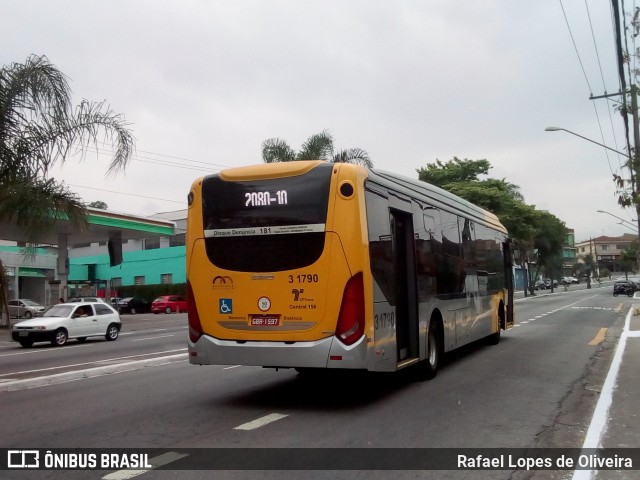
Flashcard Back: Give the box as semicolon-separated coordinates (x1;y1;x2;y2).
88;200;108;210
619;241;639;277
261;130;373;168
417;157;566;295
0;55;134;326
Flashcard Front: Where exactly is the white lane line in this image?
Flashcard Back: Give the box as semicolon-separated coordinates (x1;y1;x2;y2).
0;349;187;378
1;353;187;391
0;344;95;358
102;451;189;480
121;328;168;335
223;365;241;370
132;334;175;342
234;413;289;431
571;305;633;480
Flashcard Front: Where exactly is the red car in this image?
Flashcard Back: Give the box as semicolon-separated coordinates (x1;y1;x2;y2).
151;295;188;314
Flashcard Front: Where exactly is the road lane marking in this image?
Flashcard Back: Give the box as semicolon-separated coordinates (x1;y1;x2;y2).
588;328;607;346
234;413;288;431
224;365;241;370
572;304;633;480
131;334;175;342
0;349;187;378
1;353;187;391
0;344;96;357
102;451;189;480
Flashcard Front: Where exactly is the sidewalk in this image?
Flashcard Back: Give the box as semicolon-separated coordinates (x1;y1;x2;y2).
571;303;640;480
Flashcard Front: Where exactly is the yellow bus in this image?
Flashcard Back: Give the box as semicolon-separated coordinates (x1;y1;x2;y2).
187;160;514;378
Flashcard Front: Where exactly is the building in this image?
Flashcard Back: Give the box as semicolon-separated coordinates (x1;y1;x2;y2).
575;233;638;274
562;228;577;275
0;208;178;306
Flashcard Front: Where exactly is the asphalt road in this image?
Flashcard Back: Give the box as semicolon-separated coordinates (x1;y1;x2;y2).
0;285;632;480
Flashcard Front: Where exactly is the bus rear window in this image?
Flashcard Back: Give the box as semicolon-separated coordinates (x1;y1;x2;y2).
201;163;333;272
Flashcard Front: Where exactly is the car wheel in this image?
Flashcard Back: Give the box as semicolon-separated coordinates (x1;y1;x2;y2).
613;293;618;297
52;329;68;347
19;340;33;348
77;337;87;343
165;307;172;314
24;311;33;319
105;324;120;341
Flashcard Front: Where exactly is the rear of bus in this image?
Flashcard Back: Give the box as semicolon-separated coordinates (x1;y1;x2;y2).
187;161;372;370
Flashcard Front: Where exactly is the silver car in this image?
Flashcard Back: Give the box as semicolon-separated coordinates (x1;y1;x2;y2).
8;299;46;319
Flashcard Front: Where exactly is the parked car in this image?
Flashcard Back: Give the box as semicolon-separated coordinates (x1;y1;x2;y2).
613;281;635;297
534;280;547;290
118;296;150;314
11;302;121;347
8;299;46;319
151;295;187;314
562;276;579;285
66;297;107;303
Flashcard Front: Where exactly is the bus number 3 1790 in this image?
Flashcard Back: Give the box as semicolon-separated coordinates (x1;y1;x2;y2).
288;274;319;283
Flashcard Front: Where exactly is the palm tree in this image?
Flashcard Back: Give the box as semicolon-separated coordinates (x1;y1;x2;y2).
261;130;373;168
0;54;135;326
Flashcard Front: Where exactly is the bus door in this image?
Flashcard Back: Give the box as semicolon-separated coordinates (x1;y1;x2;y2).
503;239;515;329
390;209;419;363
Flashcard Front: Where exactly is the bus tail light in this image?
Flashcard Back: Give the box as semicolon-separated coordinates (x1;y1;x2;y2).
187;281;203;343
336;272;365;346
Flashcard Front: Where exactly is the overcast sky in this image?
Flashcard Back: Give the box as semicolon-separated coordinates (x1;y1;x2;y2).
2;0;637;242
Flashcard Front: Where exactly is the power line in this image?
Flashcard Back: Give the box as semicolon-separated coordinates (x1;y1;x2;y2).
67;183;186;205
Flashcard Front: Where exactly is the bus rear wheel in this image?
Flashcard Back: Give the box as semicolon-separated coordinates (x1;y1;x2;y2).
417;320;441;381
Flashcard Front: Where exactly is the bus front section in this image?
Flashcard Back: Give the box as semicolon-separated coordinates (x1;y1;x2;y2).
187;161;372;371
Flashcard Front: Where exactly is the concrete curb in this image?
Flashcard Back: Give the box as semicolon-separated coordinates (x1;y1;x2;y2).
0;353;187;392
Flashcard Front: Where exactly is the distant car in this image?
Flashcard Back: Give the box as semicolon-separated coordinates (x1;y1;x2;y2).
8;299;46;319
534;280;547;290
67;297;107;303
151;295;187;314
613;281;635;297
11;302;121;347
547;279;559;288
118;296;150;314
562;276;579;285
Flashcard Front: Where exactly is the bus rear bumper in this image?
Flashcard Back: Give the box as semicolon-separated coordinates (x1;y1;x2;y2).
188;334;368;369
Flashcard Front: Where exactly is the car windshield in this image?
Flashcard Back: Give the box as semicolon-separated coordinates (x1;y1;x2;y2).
43;305;74;317
21;299;41;306
122;297;134;302
153;297;166;302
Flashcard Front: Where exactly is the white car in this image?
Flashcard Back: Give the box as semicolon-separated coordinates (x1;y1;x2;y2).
11;302;122;347
66;297;107;303
8;299;46;319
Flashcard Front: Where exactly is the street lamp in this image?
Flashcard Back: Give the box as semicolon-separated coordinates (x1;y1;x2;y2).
546;126;640;276
544;127;629;157
596;210;637;232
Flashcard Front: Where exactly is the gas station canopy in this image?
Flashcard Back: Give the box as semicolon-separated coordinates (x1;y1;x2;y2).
1;207;176;246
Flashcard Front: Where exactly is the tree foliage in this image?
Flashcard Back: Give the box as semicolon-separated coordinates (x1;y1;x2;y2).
88;200;108;210
262;130;373;168
417;157;567;293
0;54;135;326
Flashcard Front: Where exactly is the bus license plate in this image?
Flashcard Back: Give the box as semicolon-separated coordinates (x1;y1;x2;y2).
250;315;280;326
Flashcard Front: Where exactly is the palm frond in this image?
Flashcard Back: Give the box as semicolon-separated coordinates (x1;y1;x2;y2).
0;176;87;241
298;130;334;160
333;148;373;168
261;138;296;163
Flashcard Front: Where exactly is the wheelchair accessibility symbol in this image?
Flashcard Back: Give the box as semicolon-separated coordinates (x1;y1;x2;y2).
219;299;232;314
